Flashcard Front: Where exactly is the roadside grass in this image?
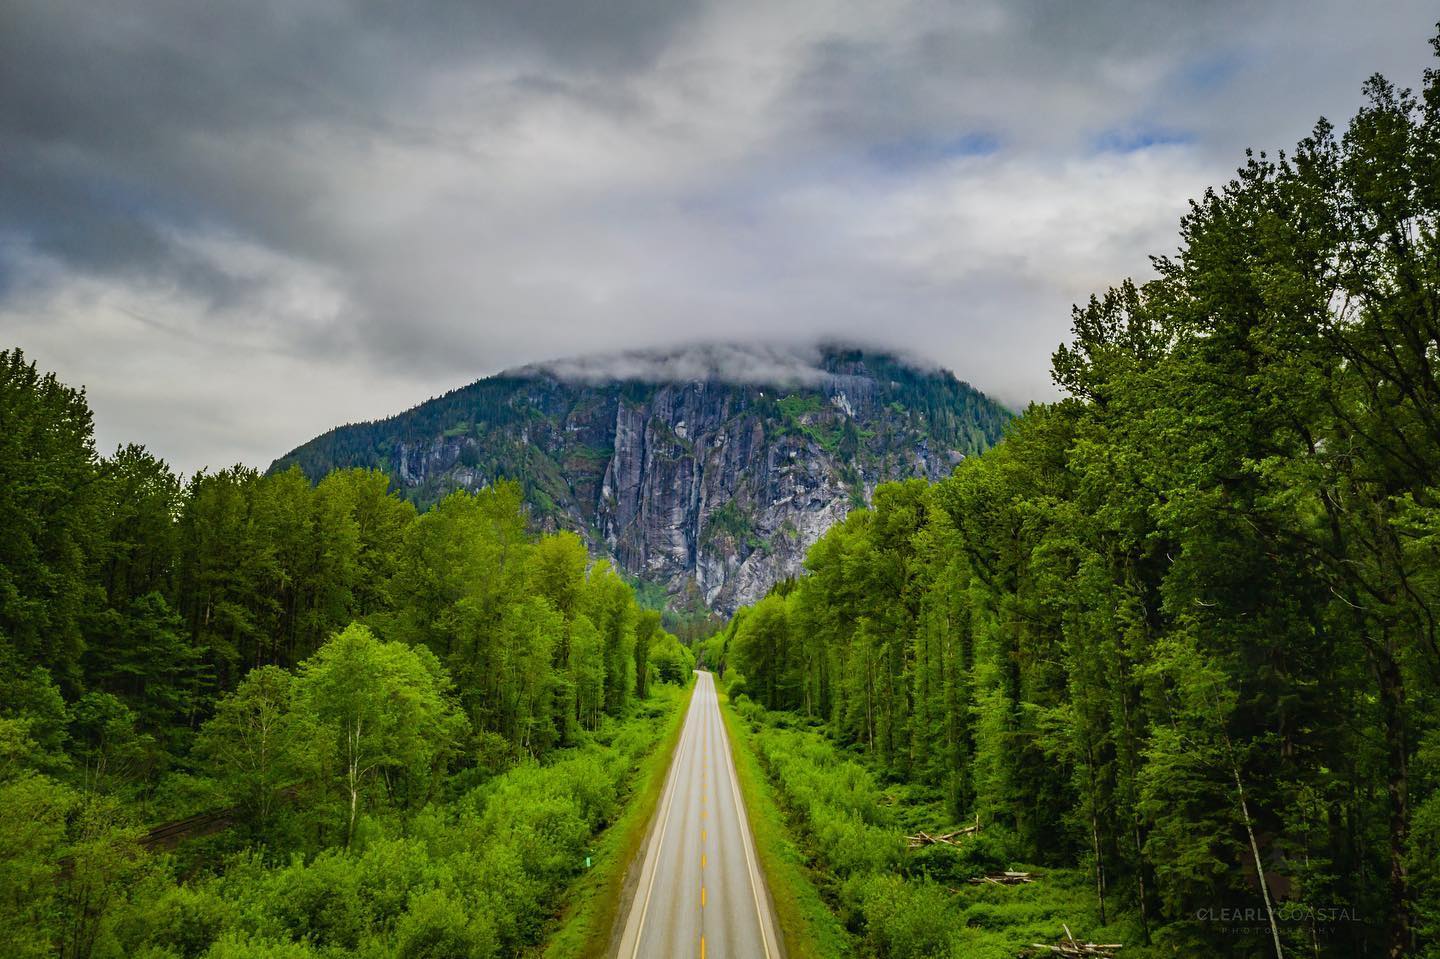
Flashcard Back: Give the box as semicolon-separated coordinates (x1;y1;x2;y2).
539;678;695;959
729;701;1152;959
718;684;854;958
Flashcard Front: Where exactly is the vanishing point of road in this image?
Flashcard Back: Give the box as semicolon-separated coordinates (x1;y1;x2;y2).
616;670;782;959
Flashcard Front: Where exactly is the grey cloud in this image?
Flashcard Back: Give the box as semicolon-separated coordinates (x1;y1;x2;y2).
0;0;1436;474
521;342;831;386
522;337;955;391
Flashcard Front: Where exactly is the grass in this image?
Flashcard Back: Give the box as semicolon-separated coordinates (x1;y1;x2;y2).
718;684;854;959
539;678;695;959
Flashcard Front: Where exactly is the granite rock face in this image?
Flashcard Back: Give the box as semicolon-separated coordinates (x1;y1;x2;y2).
272;346;1010;613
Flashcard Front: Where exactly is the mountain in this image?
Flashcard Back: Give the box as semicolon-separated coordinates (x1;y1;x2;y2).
270;344;1011;612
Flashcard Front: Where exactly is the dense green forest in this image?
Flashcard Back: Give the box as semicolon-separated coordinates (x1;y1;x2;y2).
0;349;694;958
713;50;1440;959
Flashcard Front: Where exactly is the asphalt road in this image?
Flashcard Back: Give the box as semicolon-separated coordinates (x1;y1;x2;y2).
616;670;782;959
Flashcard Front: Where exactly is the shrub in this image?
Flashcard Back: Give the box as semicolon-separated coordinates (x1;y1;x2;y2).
139;882;234;959
393;888;498;959
846;873;958;959
204;934;319;959
261;851;364;949
354;838;434;930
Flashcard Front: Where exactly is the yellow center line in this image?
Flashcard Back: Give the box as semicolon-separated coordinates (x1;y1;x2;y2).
702;886;707;907
702;852;707;868
700;935;706;959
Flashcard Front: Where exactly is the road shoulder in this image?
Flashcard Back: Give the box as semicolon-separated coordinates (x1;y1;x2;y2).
540;678;696;959
718;686;852;959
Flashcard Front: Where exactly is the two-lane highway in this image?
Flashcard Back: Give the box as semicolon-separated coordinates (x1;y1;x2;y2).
616;670;781;959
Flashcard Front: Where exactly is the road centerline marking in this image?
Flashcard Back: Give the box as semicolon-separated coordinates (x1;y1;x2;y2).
621;688;697;959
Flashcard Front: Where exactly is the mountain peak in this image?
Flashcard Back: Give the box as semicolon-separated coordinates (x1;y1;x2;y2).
273;342;1010;612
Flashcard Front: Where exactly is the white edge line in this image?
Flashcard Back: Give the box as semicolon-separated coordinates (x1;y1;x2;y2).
623;679;696;958
714;675;776;959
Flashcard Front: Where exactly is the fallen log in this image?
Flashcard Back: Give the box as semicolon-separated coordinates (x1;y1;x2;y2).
1027;937;1123;956
1025;923;1122;956
906;813;981;847
968;870;1035;884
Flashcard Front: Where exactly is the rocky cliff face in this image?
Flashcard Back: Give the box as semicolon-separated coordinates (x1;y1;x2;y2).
272;345;1010;613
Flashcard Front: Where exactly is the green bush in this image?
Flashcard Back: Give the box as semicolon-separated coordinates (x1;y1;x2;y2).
354;839;433;931
204;934;319;959
904;833;1007;884
845;873;957;959
262;851;365;949
394;888;497;959
143;883;233;959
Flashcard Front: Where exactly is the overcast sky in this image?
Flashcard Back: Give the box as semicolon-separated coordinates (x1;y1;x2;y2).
2;1;1436;474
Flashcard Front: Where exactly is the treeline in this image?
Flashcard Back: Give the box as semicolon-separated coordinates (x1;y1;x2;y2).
718;51;1440;958
0;347;693;957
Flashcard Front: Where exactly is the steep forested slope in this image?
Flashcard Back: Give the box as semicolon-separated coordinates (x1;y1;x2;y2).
271;345;1011;613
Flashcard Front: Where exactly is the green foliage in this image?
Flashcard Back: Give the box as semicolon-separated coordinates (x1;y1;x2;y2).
735;708;1139;958
194;666;315;833
0;771;73;957
78;694;681;959
731;594;795;711
701;498;753;547
646;629;694;687
777;393;823;420
298;625;467;844
0;349;101;687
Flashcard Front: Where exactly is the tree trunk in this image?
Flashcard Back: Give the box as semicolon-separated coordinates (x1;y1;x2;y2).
1231;757;1284;959
1377;642;1411;958
346;716;362;848
1134;821;1150;945
1086;742;1108;925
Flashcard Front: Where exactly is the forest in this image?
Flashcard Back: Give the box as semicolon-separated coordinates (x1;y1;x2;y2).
714;48;1440;959
0;353;694;958
11;26;1440;959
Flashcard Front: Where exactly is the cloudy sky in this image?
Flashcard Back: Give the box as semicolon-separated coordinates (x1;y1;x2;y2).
2;1;1436;474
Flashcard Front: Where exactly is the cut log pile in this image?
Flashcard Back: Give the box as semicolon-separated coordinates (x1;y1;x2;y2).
968;870;1035;885
1029;943;1122;958
1028;923;1121;957
906;814;980;848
